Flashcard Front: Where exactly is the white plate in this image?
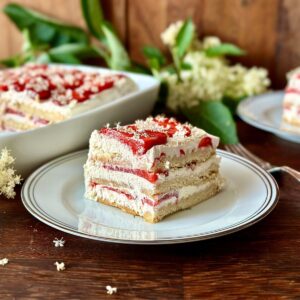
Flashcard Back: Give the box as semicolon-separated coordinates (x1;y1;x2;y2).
0;64;159;176
21;150;279;245
237;91;300;143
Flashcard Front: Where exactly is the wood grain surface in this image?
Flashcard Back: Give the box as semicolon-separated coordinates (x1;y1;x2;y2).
0;0;300;87
0;121;299;299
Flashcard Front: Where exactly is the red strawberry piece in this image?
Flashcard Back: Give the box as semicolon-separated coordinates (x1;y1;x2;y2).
198;136;212;148
0;85;8;92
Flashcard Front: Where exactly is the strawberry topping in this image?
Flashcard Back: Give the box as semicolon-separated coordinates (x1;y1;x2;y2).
198;136;212;148
100;128;168;155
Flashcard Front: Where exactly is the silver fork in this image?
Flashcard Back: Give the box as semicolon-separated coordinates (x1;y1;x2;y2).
225;143;300;182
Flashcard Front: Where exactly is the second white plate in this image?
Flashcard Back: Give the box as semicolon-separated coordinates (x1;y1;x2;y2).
238;91;300;143
21;150;279;245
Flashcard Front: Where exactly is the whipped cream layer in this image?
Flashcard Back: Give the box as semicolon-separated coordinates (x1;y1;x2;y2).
84;155;220;192
85;175;224;216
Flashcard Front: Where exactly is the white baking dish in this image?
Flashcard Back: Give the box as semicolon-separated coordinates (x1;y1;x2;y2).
0;64;160;176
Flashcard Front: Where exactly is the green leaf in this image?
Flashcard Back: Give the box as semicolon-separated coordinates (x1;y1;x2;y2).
101;22;131;70
181;61;192;70
222;96;245;115
127;62;151;75
205;43;246;57
182;101;239;145
143;46;166;66
148;58;160;71
81;0;104;41
3;3;89;47
175;18;195;58
48;43;97;64
0;55;22;67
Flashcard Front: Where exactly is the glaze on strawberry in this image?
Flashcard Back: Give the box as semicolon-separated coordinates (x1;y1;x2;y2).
100;117;214;155
100;128;168;155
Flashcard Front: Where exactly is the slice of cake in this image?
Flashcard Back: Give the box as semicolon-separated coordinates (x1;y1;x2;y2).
283;68;300;127
0;64;137;131
84;116;224;223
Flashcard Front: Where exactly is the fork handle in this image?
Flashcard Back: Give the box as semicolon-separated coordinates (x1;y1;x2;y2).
282;166;300;182
271;166;300;182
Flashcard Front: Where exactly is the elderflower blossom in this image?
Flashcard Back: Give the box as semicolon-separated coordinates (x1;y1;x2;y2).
225;65;270;99
160;31;270;111
0;148;21;198
159;20;271;111
0;258;9;266
161;52;230;111
106;285;117;295
53;237;65;247
202;36;221;49
161;20;183;47
54;261;65;271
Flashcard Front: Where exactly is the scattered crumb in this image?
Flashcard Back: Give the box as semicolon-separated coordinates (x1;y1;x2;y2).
53;237;65;247
105;123;110;128
114;121;121;129
106;285;117;295
33;228;38;232
165;161;170;169
54;261;65;271
0;258;9;266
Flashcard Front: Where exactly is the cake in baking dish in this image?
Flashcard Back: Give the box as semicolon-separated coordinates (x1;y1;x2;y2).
0;64;137;131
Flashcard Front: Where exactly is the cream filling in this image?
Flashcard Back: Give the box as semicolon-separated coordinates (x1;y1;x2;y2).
86;176;223;216
84;155;220;192
1;111;51;127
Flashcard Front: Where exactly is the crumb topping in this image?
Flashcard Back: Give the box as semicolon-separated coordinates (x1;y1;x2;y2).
0;64;125;106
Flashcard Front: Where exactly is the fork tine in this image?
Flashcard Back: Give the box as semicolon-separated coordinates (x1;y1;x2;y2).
225;144;244;157
225;144;272;170
225;144;247;159
235;144;272;168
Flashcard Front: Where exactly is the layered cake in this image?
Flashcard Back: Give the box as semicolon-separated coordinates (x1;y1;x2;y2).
84;116;224;223
0;64;137;131
283;68;300;127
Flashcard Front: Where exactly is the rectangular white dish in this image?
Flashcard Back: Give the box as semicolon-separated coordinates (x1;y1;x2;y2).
0;64;160;176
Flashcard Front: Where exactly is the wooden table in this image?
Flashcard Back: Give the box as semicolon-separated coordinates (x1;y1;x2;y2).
0;120;299;299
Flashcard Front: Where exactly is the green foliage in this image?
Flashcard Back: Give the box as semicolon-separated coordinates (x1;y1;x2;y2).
4;3;89;47
174;18;195;58
183;101;239;145
81;0;131;70
101;22;131;70
81;0;104;41
205;43;246;57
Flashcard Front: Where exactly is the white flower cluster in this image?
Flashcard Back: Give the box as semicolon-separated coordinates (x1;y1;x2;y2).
160;21;270;111
225;65;270;99
0;148;21;198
